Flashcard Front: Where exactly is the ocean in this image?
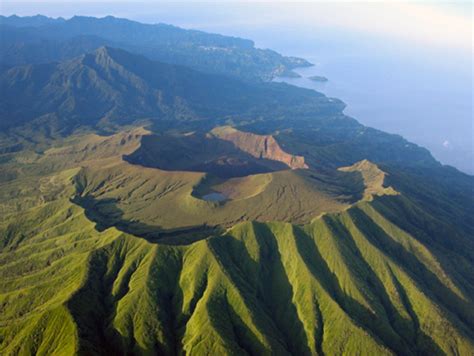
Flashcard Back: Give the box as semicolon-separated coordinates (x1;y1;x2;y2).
269;36;473;175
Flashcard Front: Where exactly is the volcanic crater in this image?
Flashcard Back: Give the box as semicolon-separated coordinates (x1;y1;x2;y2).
124;126;309;179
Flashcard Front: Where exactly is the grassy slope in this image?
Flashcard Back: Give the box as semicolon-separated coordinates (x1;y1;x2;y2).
69;129;357;232
1;129;473;355
2;191;473;354
77;163;354;231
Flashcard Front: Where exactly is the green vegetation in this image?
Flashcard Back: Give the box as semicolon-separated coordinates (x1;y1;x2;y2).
1;15;473;355
339;159;398;200
0;127;473;355
0;46;326;133
0;15;311;82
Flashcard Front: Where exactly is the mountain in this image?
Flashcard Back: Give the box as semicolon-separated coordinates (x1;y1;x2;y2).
0;24;112;70
0;15;311;81
0;46;335;135
0;127;473;355
0;14;65;27
0;14;473;356
0;45;442;173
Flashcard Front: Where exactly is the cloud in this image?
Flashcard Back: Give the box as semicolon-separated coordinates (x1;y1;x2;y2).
261;2;472;52
1;1;471;52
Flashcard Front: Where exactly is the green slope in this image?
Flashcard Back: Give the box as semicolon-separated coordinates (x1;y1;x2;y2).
2;190;473;354
1;129;473;355
1;16;473;355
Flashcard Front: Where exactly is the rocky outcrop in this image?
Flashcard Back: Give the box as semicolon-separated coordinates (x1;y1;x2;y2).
339;159;398;200
211;126;308;169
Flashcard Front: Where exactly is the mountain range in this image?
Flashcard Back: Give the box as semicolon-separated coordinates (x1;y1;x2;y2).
0;15;310;81
0;15;473;356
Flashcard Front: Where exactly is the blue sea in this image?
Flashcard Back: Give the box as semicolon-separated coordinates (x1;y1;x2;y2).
3;2;472;173
272;45;473;174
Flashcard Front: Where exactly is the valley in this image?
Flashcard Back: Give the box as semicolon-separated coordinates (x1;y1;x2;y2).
9;127;367;241
1;120;472;355
0;14;473;356
1;126;473;354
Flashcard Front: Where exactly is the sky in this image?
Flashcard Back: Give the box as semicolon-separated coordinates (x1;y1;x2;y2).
1;1;471;54
1;1;473;172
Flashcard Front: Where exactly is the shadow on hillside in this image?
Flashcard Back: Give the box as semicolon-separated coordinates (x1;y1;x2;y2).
66;237;186;355
292;223;445;355
208;223;313;355
71;195;223;245
372;194;474;296
348;205;474;335
123;133;290;178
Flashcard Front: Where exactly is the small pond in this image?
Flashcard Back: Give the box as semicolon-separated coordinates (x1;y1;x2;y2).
202;192;227;202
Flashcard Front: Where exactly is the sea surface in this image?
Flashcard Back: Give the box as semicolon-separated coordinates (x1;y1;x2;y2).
4;2;471;174
272;47;473;175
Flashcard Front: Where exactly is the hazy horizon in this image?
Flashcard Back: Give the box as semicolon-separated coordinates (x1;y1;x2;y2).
1;1;472;173
1;4;474;355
